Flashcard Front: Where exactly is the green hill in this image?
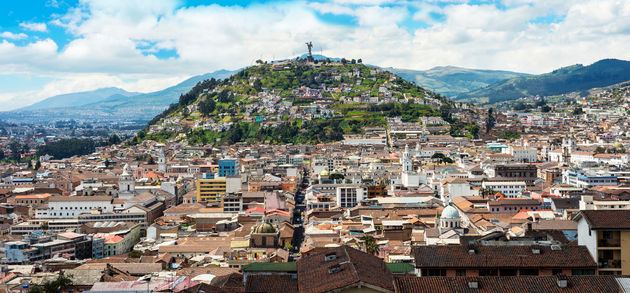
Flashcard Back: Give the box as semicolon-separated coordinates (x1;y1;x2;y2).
389;66;528;97
455;59;630;104
134;60;468;146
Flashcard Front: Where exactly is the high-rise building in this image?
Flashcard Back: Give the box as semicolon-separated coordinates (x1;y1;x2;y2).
218;159;239;177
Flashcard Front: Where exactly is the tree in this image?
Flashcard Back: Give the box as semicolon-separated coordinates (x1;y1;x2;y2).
329;173;345;181
341;58;347;65
360;234;380;256
255;59;264;64
108;134;122;145
34;160;41;170
480;187;498;197
128;250;143;258
594;146;606;154
30;274;73;293
572;107;584;115
9;141;21;160
541;105;551;112
357;58;362;64
485;108;496;134
253;79;263;91
199;98;216;116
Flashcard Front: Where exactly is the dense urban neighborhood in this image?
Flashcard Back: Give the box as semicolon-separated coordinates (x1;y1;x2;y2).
2;59;630;292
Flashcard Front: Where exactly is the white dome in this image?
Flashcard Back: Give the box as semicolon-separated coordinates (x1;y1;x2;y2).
441;205;460;219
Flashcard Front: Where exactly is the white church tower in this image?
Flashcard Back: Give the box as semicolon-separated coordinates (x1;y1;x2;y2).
118;163;136;199
401;144;412;173
158;147;167;173
401;144;422;187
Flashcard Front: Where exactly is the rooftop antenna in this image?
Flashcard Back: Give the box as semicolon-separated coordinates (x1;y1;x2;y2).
305;41;314;62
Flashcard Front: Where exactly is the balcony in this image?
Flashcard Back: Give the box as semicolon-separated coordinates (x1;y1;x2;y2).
598;259;622;269
598;238;621;248
598;231;621;248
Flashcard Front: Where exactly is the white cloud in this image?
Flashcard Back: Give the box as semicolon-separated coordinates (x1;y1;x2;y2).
1;0;630;110
19;22;48;32
0;32;27;40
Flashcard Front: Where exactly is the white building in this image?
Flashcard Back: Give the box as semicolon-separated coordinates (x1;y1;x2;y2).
563;170;618;188
118;164;136;199
336;185;366;208
505;146;537;163
36;196;113;219
440;178;477;203
481;181;527;198
579;195;630;210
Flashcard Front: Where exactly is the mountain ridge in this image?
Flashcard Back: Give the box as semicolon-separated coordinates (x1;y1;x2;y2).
455;58;630;104
388;66;529;97
18;87;140;111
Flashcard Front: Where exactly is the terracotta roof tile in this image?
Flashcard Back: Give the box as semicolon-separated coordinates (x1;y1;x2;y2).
413;245;596;269
394;275;620;293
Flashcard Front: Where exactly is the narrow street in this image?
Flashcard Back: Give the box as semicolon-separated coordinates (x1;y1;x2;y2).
291;170;309;258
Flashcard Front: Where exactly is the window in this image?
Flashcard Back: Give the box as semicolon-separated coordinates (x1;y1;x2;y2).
572;269;595;275
519;268;539;276
422;269;446;276
479;269;498;276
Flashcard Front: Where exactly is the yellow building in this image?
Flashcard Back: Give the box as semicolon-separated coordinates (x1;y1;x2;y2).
197;178;227;202
575;210;630;275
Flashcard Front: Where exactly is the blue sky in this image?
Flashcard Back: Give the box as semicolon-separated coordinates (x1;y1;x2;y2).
0;0;629;110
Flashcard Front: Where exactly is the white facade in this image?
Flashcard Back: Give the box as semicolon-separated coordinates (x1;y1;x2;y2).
118;164;136;199
576;214;598;265
506;147;537;162
444;182;477;202
36;196;113;219
580;195;630;210
563;170;617;188
336;185;366;208
481;181;526;197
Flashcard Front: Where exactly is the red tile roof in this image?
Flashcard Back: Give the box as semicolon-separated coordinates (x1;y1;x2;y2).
245;274;298;293
577;210;630;230
394;275;620;293
297;245;394;293
413;245;596;269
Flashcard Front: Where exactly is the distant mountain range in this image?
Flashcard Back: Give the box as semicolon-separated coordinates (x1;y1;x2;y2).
4;58;630;123
454;59;630;104
2;69;238;123
18;87;140;111
388;66;529;97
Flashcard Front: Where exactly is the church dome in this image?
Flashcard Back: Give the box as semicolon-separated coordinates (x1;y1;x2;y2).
253;222;276;234
441;205;460;219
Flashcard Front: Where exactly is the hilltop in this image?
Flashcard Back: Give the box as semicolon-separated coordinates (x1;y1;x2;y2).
133;60;474;146
455;59;630;104
388;66;528;97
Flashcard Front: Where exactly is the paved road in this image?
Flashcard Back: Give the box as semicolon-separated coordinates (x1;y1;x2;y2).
290;171;309;257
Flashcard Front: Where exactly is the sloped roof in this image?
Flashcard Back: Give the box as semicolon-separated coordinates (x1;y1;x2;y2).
577;210;630;230
297;245;394;293
245;274;298;293
413;245;596;269
394;275;621;293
